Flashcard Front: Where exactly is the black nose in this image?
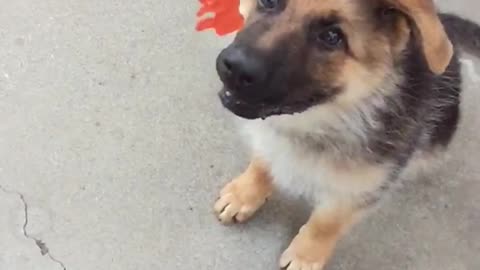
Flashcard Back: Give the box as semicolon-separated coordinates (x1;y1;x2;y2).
216;46;267;100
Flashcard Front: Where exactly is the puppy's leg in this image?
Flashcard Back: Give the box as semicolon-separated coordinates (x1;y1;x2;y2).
214;157;273;224
279;161;392;269
279;201;364;270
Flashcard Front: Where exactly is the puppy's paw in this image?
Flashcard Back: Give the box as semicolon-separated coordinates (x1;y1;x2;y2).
279;226;335;270
214;175;271;225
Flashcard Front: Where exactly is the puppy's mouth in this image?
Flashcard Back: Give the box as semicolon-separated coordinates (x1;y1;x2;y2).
218;87;322;120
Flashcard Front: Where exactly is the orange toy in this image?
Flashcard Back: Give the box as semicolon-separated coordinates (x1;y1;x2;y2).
195;0;245;36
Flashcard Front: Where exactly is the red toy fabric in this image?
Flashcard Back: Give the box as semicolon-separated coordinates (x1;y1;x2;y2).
195;0;245;36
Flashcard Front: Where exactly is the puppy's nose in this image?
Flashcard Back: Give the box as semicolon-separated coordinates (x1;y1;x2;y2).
216;46;267;99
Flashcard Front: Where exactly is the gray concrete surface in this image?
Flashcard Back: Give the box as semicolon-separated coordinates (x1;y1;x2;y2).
0;0;479;269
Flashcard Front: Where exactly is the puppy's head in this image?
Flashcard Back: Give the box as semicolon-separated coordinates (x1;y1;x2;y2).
216;0;452;120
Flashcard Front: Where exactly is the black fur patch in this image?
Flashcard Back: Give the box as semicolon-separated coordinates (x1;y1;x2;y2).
369;40;462;164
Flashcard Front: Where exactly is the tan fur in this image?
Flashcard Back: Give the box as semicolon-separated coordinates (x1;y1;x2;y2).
326;8;412;108
391;16;412;55
239;0;255;18
332;9;412;106
214;157;273;224
390;0;453;74
279;203;362;270
250;0;358;50
255;21;296;50
325;159;392;194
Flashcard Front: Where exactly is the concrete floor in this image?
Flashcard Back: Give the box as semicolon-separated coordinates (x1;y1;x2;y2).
0;1;479;269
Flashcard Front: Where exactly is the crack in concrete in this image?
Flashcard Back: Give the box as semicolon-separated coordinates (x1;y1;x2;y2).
0;185;67;270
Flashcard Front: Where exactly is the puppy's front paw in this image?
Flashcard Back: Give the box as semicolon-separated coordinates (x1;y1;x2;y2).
279;226;335;270
214;174;272;224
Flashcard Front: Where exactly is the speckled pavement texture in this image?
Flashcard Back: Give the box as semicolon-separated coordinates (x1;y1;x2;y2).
0;1;479;269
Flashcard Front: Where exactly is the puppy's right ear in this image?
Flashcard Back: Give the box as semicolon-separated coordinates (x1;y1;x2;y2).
391;0;453;74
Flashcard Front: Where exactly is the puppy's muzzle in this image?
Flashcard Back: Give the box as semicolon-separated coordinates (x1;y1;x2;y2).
216;45;286;119
217;45;271;100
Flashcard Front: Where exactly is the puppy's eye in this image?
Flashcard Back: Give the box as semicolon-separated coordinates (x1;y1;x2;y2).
317;27;344;48
258;0;279;10
379;7;398;20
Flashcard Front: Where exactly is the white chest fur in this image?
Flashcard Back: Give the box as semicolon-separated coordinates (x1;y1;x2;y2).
241;120;389;203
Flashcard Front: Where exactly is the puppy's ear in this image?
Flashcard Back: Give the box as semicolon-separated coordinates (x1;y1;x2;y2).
392;0;453;74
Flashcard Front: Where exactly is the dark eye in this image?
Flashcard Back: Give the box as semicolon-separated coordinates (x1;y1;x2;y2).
379;7;398;20
258;0;279;10
317;27;344;48
380;7;398;18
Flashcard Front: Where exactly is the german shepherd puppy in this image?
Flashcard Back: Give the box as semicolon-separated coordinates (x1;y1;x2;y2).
213;0;480;269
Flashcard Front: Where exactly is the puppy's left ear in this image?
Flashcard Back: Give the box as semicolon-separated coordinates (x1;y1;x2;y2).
393;0;453;74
